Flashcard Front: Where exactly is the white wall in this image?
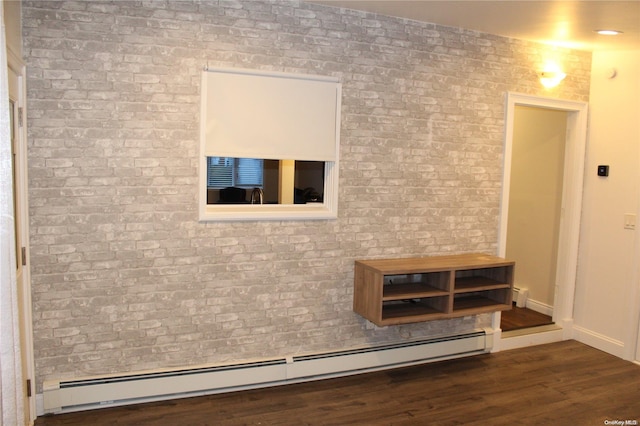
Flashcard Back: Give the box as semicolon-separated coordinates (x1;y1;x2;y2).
574;50;640;358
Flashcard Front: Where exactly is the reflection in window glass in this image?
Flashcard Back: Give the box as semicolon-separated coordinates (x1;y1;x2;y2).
207;157;263;189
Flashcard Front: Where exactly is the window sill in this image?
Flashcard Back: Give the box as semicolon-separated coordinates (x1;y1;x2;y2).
199;203;337;222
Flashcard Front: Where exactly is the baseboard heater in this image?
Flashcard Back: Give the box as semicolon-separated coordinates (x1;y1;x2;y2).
43;329;492;414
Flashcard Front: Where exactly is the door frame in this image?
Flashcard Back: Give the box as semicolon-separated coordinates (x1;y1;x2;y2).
497;92;588;348
8;47;36;422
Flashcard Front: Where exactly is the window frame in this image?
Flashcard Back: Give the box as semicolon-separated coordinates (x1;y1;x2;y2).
199;68;341;222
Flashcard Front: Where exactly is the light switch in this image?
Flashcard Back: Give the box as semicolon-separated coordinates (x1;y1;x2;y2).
624;214;636;230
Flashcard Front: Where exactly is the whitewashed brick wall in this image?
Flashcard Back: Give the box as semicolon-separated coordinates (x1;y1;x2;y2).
23;0;591;390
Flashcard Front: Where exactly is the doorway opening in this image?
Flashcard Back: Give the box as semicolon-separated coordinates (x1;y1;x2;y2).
501;105;567;331
497;93;588;347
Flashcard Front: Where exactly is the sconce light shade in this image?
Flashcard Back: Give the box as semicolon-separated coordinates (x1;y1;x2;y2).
539;70;566;88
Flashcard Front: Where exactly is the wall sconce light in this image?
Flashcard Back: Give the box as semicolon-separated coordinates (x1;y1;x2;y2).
539;70;566;88
595;29;622;36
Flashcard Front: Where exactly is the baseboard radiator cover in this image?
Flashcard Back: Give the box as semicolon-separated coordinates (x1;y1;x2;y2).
43;330;491;414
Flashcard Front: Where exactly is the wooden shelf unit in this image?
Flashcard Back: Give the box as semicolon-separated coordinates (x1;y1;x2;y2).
353;253;514;326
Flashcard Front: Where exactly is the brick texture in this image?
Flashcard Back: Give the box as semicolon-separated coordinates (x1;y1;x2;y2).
23;0;591;390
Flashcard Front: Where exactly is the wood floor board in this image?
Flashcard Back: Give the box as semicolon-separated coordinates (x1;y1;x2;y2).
35;340;640;426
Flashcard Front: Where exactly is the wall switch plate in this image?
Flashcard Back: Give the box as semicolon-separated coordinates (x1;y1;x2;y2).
624;214;636;230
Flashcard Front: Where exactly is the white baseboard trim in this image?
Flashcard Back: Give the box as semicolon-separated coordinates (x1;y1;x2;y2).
525;298;553;317
572;325;625;358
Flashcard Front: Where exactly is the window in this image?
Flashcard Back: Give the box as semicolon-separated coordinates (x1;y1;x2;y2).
200;68;341;221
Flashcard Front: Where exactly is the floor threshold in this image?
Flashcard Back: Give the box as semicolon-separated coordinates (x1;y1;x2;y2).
502;323;561;338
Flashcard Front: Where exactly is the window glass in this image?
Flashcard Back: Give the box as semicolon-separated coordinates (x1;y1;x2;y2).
206;158;324;205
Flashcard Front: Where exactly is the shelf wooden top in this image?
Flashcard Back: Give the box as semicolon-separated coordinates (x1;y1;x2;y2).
355;253;514;274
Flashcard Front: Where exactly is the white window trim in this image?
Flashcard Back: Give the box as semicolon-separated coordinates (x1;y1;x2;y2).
199;68;341;222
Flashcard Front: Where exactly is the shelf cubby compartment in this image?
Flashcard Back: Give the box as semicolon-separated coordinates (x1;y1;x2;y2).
382;271;450;300
454;266;513;292
354;253;514;326
382;296;450;323
452;289;512;314
452;265;513;314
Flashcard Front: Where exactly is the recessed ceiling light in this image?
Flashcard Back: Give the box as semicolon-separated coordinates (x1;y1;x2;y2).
595;29;623;35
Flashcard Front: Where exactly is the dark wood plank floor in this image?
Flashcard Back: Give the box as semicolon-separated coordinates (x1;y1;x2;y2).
501;304;554;331
35;340;640;426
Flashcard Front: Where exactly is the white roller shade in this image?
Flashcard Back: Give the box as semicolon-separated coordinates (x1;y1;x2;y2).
202;68;340;162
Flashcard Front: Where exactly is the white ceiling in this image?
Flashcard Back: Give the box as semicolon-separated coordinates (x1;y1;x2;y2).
308;1;640;51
